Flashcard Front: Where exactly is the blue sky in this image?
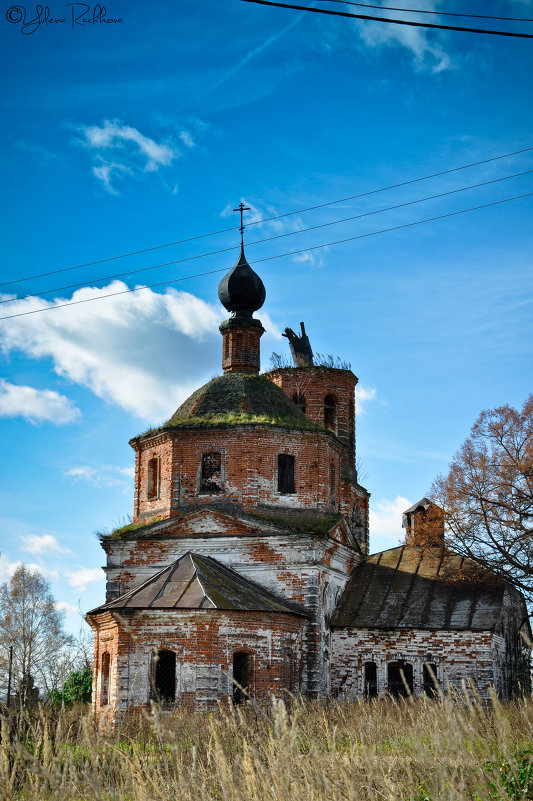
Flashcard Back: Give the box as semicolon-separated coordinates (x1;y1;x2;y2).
0;0;532;634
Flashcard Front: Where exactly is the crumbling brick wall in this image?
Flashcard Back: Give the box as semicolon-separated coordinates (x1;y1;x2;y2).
331;627;499;699
89;609;305;713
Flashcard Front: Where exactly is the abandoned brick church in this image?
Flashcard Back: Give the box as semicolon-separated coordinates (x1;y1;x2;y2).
87;242;531;713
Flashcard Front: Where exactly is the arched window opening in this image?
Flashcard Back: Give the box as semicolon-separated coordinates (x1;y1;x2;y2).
233;652;250;704
292;391;306;415
100;652;110;706
422;663;438;696
152;650;176;704
201;452;223;493
364;662;378;698
388;661;413;697
147;457;159;500
277;454;295;494
329;462;336;505
324;395;337;432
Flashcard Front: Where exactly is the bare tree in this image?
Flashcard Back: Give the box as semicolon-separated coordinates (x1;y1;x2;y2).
0;565;74;703
431;394;533;601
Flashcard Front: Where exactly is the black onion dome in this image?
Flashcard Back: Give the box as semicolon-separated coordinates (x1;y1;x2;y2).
218;246;266;318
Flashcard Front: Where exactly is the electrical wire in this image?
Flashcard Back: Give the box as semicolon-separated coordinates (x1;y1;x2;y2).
240;0;533;37
0;189;530;322
2;167;531;306
323;0;533;23
1;145;532;289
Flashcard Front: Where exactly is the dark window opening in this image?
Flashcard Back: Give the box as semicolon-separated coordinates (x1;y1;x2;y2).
277;454;295;494
324;394;337;432
388;661;413;697
100;652;110;706
224;336;229;359
292;392;306;415
201;452;223;494
422;663;438;696
152;650;176;704
147;457;159;500
330;462;336;505
364;661;378;698
233;652;250;704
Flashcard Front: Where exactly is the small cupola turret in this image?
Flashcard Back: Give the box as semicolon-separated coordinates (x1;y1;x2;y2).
402;497;445;548
218;203;265;374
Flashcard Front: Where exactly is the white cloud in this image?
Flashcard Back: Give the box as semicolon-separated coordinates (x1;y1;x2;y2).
92;161;132;195
179;131;194;148
0;379;80;424
76;119;194;193
369;495;411;552
68;567;105;591
0;283;227;421
354;2;453;73
55;601;80;616
356;385;377;414
21;534;71;555
0;554;58;583
65;464;134;492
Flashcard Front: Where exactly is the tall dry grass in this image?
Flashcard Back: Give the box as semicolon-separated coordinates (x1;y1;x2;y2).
1;691;532;800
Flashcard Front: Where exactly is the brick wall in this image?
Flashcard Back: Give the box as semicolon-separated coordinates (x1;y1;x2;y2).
266;367;357;467
89;609;305;713
331;627;498;699
132;424;366;523
221;324;263;374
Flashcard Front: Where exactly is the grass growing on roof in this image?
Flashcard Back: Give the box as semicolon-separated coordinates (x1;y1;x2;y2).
245;510;343;536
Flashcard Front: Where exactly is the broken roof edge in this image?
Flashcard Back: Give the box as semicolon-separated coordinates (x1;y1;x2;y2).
263;365;357;379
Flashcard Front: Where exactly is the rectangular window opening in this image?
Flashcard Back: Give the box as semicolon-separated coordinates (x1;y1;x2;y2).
364;661;378;698
147;457;160;500
201;452;223;494
422;663;438;696
277;454;295;494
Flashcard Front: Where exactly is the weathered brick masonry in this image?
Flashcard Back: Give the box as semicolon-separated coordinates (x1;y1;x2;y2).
86;242;530;716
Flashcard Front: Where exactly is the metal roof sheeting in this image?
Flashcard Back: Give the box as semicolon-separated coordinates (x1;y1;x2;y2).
330;545;505;630
88;552;307;617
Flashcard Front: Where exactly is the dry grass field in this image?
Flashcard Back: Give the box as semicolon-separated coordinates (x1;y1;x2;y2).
1;691;532;801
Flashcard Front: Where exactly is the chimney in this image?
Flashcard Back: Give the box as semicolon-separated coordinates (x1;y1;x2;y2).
402;498;445;548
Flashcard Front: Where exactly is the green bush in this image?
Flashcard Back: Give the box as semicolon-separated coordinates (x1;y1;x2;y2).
48;666;92;706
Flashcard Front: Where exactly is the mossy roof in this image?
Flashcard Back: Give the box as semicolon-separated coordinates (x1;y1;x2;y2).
135;373;322;438
101;509;343;541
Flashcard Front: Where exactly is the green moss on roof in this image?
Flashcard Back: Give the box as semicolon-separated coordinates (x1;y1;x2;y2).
101;510;343;542
135;373;323;439
244;511;343;537
99;519;157;540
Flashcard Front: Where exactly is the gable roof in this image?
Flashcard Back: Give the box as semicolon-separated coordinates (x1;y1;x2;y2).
87;552;308;617
330;545;506;631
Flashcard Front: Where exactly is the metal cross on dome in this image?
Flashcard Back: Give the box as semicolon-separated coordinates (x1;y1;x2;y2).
233;201;251;247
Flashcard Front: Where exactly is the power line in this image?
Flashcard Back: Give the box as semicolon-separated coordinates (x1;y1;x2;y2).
323;0;533;23
0;190;530;323
240;0;533;37
2;168;531;306
1;145;532;290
